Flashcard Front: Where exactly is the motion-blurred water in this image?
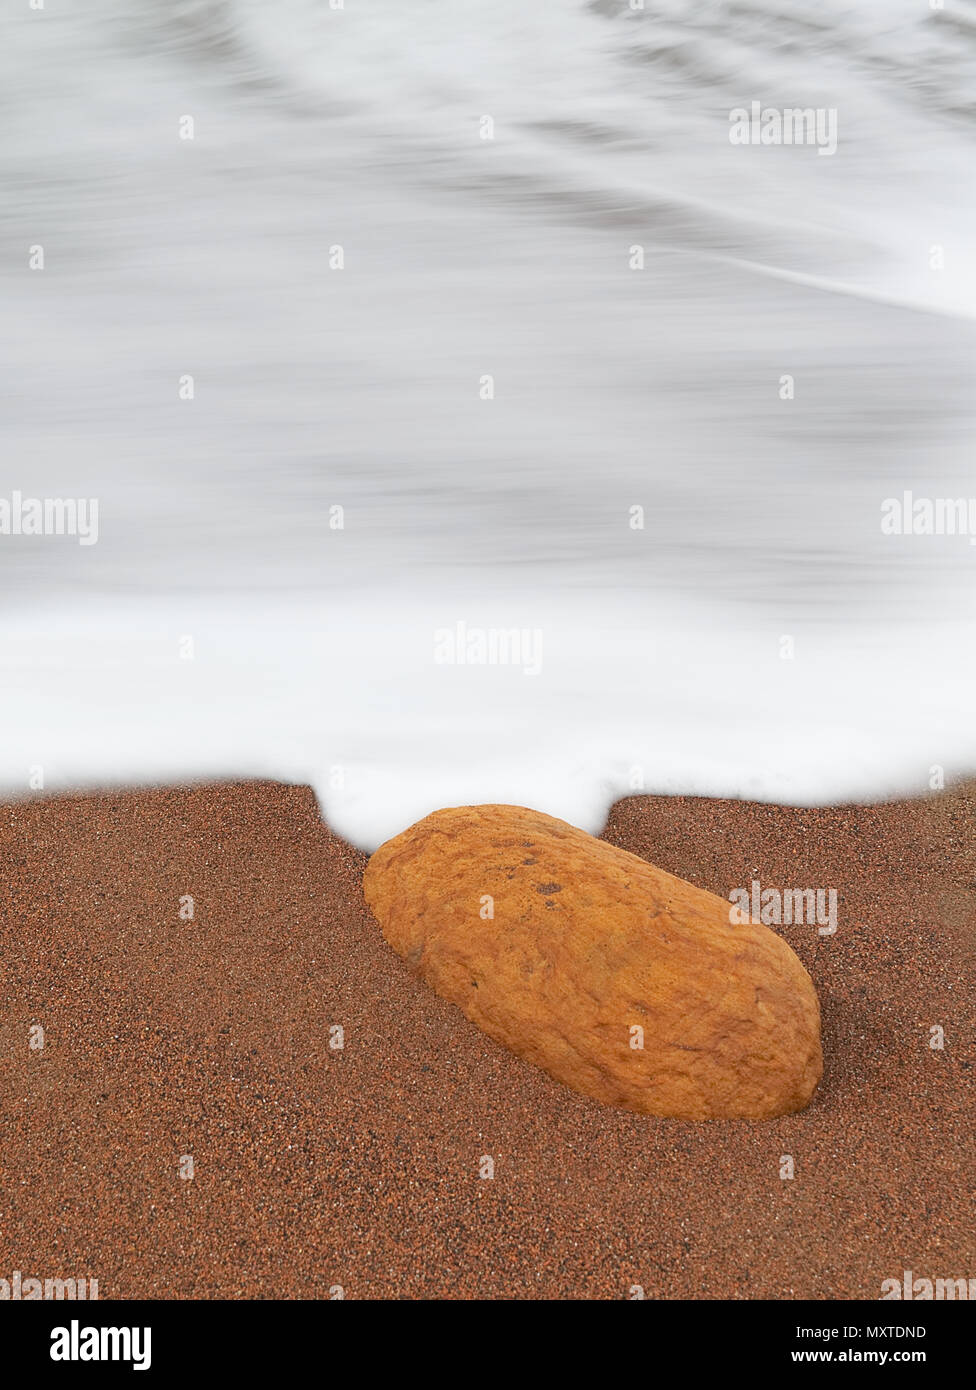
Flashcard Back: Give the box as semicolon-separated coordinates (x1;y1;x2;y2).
2;0;976;846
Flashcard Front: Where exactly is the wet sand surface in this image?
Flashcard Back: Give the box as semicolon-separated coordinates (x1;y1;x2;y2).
1;781;972;1299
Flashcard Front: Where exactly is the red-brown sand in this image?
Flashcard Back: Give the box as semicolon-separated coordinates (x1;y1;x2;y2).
1;782;973;1299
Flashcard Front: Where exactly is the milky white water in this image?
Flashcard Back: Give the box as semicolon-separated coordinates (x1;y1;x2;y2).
2;0;976;848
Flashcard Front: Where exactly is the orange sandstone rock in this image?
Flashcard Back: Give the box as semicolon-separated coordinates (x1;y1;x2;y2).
363;805;823;1120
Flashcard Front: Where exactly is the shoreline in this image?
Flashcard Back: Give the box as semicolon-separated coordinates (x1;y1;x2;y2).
1;780;972;1299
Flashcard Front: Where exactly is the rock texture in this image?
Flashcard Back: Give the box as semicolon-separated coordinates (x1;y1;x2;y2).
364;804;822;1120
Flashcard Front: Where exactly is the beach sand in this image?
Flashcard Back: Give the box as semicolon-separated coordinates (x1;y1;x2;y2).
1;781;972;1299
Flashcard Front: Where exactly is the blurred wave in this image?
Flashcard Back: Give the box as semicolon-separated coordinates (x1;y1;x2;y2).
1;0;975;842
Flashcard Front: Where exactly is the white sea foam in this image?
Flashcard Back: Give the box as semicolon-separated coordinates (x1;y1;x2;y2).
3;591;975;849
2;1;975;847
